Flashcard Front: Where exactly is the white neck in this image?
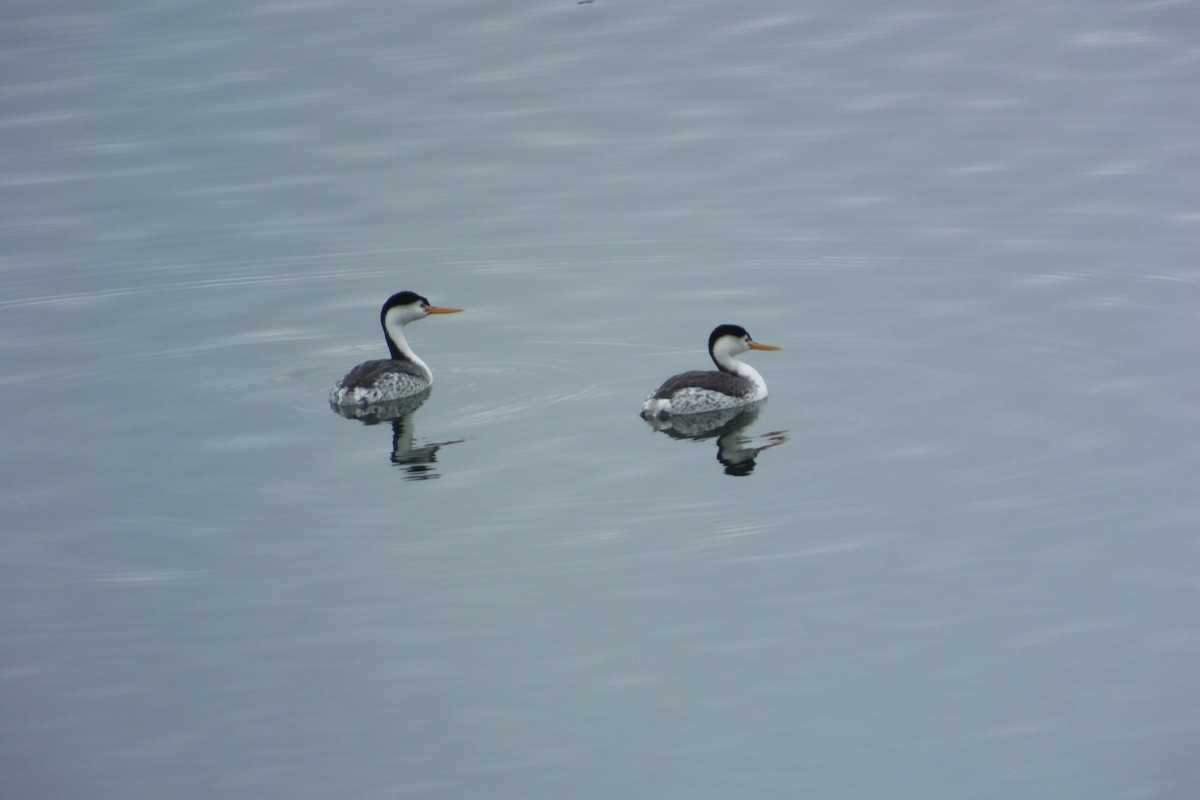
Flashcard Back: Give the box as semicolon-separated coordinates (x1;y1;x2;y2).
384;321;432;383
720;356;767;394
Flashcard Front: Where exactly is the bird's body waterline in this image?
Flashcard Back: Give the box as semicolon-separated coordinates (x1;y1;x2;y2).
641;324;780;419
330;291;463;407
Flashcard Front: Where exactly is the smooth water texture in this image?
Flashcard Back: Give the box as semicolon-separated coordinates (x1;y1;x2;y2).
2;2;1197;798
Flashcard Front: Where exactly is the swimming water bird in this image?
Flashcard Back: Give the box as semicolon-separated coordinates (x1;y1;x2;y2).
641;324;781;419
330;291;463;407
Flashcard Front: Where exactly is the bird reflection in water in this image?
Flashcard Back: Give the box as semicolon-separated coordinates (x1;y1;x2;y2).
330;389;463;480
642;401;787;476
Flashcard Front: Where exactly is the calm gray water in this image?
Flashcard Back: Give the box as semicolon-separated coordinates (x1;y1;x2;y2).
3;2;1197;798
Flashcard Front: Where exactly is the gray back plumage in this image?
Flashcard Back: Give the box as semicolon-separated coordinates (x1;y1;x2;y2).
651;369;750;400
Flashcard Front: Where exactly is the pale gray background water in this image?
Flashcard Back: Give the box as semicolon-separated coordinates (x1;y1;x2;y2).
2;1;1197;798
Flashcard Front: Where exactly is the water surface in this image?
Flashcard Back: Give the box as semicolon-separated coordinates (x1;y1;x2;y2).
2;2;1197;798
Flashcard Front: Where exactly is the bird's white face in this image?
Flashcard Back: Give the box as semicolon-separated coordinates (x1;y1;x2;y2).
712;332;781;361
386;299;465;329
386;300;430;329
712;332;752;360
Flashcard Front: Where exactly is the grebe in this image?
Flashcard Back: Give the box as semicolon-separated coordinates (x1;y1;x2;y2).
641;324;780;419
330;291;463;407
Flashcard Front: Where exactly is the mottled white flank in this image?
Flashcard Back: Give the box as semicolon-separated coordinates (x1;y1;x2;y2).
329;368;431;406
642;378;767;418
